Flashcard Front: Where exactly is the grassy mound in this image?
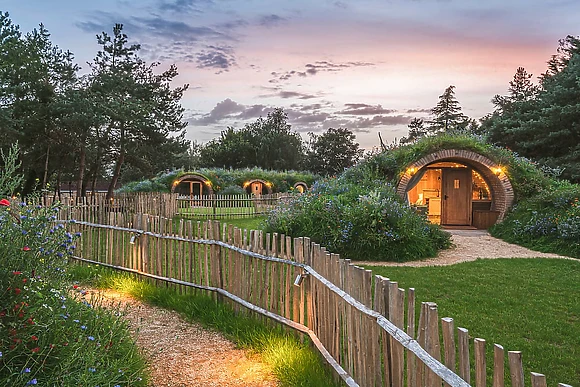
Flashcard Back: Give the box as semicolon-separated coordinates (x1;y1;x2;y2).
117;167;319;194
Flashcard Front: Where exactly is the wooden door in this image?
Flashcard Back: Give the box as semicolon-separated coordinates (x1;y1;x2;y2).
442;168;472;225
251;182;262;195
191;181;202;197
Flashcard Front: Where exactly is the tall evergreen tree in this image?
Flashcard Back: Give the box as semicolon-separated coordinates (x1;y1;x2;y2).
88;24;189;199
400;118;426;144
428;85;468;133
483;35;580;182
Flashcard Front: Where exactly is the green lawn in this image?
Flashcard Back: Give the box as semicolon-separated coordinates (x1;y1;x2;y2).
172;215;266;232
362;258;580;386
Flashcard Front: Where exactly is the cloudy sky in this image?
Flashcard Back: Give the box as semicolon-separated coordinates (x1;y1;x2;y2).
3;0;578;149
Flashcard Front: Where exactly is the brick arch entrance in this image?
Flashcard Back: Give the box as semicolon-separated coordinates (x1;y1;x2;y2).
172;174;214;196
396;149;514;227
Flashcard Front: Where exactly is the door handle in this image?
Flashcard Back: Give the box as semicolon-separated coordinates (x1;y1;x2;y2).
444;194;449;200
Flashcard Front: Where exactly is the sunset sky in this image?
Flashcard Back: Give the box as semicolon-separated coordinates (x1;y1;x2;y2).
3;0;578;149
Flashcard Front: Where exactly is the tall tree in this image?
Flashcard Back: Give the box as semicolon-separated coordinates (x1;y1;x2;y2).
492;67;538;112
428;85;468;133
200;127;255;169
483;35;580;182
0;14;79;194
400;118;426;144
246;108;304;170
306;127;363;176
88;24;189;199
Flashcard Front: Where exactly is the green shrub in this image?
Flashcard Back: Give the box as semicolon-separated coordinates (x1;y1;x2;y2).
265;177;450;262
491;181;580;258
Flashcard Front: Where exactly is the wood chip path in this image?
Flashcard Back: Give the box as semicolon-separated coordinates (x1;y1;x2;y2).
86;288;279;387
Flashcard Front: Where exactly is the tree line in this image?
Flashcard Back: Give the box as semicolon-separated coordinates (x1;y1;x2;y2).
400;35;580;183
0;12;363;198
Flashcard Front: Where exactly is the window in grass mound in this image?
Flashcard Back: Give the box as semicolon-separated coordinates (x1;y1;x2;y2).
242;179;272;195
398;150;514;229
172;174;214;197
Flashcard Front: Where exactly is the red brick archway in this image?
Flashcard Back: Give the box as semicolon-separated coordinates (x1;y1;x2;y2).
396;149;514;223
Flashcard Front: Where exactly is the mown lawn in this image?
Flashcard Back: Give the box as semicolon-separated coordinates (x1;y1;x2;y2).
362;258;580;386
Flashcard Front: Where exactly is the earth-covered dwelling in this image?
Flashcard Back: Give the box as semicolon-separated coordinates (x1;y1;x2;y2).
396;149;514;229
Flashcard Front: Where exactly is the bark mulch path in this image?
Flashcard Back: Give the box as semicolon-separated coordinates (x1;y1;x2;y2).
86;288;279;387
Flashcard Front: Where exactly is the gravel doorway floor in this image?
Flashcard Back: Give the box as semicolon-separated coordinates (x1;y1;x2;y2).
86;288;279;387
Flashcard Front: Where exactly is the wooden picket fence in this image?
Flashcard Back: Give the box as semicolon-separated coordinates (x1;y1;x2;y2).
36;192;291;220
176;193;294;218
45;192;179;221
62;214;574;387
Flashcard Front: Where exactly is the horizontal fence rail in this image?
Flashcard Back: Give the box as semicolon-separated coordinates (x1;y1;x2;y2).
61;214;572;387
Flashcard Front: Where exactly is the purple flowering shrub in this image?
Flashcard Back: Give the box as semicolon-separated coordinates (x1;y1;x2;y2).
491;181;580;258
265;177;450;262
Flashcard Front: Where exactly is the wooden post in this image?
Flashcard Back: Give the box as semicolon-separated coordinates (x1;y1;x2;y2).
493;344;505;387
508;351;524;387
441;317;456;387
426;304;441;387
474;338;486;387
407;288;416;387
458;327;470;384
530;372;547;387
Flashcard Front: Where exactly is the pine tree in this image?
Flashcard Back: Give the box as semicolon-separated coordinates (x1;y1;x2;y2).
400;118;426;144
428;85;468;133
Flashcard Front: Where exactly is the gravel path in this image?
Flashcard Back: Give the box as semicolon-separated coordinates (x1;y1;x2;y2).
87;288;278;387
355;229;572;267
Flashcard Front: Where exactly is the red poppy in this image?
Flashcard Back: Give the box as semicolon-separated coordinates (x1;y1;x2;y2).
27;317;34;325
73;284;79;289
31;335;38;341
31;347;40;353
0;198;10;206
14;288;21;295
22;246;31;251
12;271;22;275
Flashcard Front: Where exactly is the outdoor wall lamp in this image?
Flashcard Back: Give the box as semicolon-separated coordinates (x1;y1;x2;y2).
129;231;142;245
493;167;502;176
293;272;309;287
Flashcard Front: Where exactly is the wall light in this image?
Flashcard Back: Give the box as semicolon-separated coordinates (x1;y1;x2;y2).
293;272;309;287
407;167;417;176
129;232;142;245
493;167;502;176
